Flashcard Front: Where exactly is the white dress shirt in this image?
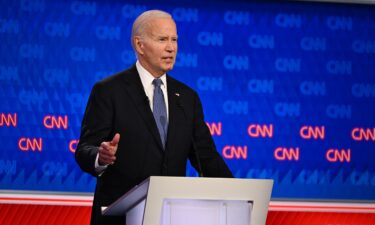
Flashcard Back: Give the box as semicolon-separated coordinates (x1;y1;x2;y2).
136;60;169;119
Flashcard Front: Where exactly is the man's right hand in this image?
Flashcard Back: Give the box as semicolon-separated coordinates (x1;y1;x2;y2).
98;133;120;165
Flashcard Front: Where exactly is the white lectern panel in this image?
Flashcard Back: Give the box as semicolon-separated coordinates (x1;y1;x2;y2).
102;177;273;225
161;199;252;225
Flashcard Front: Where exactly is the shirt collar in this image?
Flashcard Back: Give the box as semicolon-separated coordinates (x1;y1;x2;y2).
136;61;167;88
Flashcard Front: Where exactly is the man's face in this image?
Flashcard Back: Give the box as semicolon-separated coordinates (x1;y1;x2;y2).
137;18;178;77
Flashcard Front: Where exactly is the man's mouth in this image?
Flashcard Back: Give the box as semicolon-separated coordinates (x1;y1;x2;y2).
162;56;174;61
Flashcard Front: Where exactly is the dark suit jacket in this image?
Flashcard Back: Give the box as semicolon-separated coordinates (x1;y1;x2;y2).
75;65;233;225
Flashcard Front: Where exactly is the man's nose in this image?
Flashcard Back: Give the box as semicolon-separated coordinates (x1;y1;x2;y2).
165;41;176;52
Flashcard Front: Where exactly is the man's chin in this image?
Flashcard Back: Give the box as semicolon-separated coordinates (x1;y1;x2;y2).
163;65;174;72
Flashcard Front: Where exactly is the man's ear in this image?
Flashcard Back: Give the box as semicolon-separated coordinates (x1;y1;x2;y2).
134;36;144;55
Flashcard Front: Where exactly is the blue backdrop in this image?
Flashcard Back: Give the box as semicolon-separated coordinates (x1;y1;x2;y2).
1;0;375;201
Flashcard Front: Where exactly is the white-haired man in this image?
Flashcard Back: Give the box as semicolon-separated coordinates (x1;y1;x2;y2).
75;10;233;225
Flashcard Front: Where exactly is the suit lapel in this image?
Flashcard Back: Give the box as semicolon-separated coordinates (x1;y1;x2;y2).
165;77;179;152
120;66;164;150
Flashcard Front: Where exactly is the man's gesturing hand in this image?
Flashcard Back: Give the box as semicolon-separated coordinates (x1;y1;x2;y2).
98;133;120;166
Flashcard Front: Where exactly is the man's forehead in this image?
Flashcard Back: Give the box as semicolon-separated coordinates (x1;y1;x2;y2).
148;17;176;27
147;19;177;35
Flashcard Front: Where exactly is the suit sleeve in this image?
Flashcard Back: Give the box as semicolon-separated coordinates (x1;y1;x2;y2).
75;82;114;177
189;92;233;178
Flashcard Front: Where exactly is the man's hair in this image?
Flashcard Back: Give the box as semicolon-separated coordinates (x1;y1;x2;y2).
131;10;173;50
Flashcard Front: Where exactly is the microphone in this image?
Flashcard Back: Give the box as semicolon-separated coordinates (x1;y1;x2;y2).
176;95;204;177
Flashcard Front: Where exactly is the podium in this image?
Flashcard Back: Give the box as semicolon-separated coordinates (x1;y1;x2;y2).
102;176;273;225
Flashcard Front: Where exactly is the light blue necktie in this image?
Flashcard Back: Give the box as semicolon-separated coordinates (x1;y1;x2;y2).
152;78;168;149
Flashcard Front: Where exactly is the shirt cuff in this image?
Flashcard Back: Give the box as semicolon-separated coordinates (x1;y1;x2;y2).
95;153;108;174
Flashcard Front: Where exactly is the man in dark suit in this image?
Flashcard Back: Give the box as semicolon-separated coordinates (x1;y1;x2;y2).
75;10;233;225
